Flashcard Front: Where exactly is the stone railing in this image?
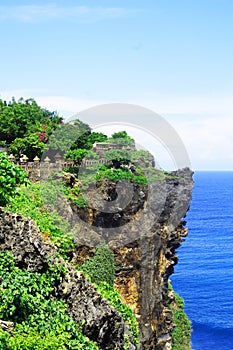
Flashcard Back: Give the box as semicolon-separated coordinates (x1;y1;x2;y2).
93;142;135;157
8;154;111;181
0;320;14;332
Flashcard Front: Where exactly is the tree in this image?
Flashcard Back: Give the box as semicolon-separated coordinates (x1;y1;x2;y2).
9;133;47;161
0;97;62;143
65;149;99;164
65;149;89;164
47;120;92;154
70;130;107;150
109;131;134;147
85;132;108;148
104;150;131;164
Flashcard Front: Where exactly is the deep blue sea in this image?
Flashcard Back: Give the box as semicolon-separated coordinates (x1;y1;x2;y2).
171;171;233;350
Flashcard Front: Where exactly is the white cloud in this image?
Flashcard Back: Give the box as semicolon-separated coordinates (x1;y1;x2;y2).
140;92;233;116
0;4;137;23
165;115;233;170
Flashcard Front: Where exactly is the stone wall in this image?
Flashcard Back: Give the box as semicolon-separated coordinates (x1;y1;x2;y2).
12;158;111;181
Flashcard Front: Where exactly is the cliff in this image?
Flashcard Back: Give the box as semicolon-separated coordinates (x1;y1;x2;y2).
0;167;193;350
71;167;194;350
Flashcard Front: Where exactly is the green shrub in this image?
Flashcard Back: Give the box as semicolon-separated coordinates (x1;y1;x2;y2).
80;245;139;345
81;245;115;286
47;121;90;153
9;133;47;161
65;149;100;162
0;330;68;350
109;131;134;147
131;150;152;161
0;327;98;350
63;185;88;208
104;149;131;163
65;149;88;162
96;165;147;185
0;152;27;206
0;251;99;350
124;334;131;350
96;282;139;346
169;283;192;350
0;140;6;147
5;182;76;259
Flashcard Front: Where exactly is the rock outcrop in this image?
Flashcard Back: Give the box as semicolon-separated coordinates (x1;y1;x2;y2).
72;168;193;350
0;208;136;350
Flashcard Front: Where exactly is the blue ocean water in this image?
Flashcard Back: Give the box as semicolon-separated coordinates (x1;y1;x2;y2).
171;171;233;350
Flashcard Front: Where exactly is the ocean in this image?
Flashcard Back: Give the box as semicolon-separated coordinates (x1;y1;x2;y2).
171;171;233;350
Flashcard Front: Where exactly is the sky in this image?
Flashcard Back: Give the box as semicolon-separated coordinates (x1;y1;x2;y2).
1;0;233;170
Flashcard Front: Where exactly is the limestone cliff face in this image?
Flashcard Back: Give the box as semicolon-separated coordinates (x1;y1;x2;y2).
73;168;193;350
0;167;193;350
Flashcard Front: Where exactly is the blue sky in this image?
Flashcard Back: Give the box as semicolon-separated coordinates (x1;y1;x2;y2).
1;0;233;170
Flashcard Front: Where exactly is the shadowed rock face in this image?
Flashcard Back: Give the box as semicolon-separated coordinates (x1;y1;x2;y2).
0;208;136;350
113;168;193;350
73;168;194;350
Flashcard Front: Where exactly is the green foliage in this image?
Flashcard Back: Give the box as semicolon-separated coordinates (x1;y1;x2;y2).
48;120;106;153
169;283;192;350
0;152;27;206
86;132;108;146
109;131;134;147
65;149;100;163
72;195;88;208
9;133;47;161
81;245;115;286
124;334;131;350
5;182;76;259
69;120;91;150
68;192;88;208
63;185;88;208
72;130;108;150
0;97;61;143
80;243;139;347
0;251;98;350
65;149;89;162
96;164;147;185
96;282;139;346
70;163;101;186
131;150;153;163
104;149;132;163
0;329;89;350
111;131;129;139
47;121;89;153
0;140;6;147
86;150;100;160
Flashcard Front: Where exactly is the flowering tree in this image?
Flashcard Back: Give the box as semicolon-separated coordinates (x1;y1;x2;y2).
0;97;63;160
